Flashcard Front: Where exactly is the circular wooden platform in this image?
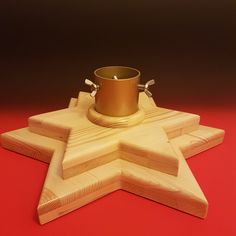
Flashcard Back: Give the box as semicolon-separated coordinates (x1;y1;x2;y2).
87;105;145;128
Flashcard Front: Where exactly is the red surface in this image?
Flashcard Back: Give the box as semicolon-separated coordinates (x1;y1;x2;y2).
0;105;235;236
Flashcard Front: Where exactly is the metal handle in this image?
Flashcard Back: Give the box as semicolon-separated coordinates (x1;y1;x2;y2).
85;79;100;97
138;79;156;97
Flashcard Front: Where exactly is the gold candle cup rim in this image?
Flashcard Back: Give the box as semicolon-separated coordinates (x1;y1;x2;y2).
94;66;141;81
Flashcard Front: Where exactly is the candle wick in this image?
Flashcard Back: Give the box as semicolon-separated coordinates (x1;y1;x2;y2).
113;75;118;80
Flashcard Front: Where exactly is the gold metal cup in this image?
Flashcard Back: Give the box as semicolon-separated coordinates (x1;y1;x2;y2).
94;66;140;117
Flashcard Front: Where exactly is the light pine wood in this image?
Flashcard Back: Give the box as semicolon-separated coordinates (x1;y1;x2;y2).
173;125;224;158
87;105;145;128
0;92;224;224
27;92;200;178
2;127;211;224
68;97;78;108
63;123;180;178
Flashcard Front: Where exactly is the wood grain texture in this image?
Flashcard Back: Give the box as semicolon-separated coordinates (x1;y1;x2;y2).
173;125;225;158
27;92;200;178
1;127;212;224
0;91;224;224
63;122;180;178
87;105;145;128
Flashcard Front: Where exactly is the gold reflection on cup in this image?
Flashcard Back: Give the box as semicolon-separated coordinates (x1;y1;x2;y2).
94;66;140;117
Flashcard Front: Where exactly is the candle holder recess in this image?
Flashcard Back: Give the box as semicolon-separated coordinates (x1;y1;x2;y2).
1;66;224;224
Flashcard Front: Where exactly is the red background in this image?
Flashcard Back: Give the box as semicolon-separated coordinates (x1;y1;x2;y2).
0;103;235;236
0;1;235;235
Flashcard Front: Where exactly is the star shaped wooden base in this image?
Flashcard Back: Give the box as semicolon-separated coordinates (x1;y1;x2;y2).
1;92;224;224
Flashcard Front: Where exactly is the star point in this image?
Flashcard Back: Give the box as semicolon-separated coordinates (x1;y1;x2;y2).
0;92;224;224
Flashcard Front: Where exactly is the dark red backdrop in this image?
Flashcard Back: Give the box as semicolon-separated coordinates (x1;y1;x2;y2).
0;1;235;235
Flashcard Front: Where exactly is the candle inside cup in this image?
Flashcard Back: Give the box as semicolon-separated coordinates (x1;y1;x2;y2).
94;66;140;117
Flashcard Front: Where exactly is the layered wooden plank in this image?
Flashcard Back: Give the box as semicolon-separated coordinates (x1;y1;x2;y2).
63;123;179;178
0;91;225;224
1;127;215;224
173;125;225;158
27;93;200;178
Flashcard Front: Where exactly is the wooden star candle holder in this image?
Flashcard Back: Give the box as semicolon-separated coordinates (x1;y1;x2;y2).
1;66;224;224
